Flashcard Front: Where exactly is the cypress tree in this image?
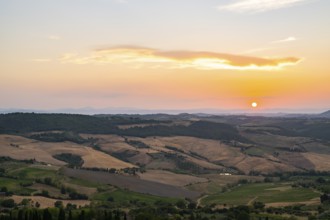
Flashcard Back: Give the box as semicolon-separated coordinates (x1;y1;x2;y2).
58;208;65;220
24;211;28;220
68;210;73;220
17;210;24;220
78;210;85;220
43;208;52;220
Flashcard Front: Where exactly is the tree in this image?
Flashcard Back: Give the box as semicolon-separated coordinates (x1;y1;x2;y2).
78;210;85;220
320;194;330;203
188;202;197;210
59;208;66;220
237;211;250;220
44;177;53;186
189;213;195;220
107;211;113;220
1;199;15;208
114;210;120;220
176;200;186;209
43;208;52;220
41;190;49;197
33;209;40;220
316;177;326;184
55;201;64;208
253;201;265;210
61;186;67;194
20;198;30;206
0;186;8;193
68;210;73;220
17;209;24;220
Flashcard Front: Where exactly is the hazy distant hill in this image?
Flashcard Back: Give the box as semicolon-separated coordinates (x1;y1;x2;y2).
0;113;244;141
319;110;330;118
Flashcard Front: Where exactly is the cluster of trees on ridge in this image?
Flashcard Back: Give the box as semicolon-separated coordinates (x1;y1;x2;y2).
0;113;244;141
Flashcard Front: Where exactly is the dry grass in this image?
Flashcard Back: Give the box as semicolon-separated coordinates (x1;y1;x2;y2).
127;136;228;169
4;133;327;175
265;197;320;208
81;147;135;169
132;136;300;173
146;160;177;170
10;195;90;208
302;153;330;171
233;155;298;174
81;135;305;173
0;134;135;169
128;152;153;165
0;135;65;166
137;136;239;162
278;152;315;170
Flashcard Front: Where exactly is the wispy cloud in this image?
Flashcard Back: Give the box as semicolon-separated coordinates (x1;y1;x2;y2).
271;36;297;44
60;45;301;71
243;37;297;54
218;0;311;13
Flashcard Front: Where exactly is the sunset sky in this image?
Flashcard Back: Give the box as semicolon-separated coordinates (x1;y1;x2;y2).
1;0;330;113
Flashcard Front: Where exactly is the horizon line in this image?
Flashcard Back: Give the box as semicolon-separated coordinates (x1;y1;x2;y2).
0;107;329;115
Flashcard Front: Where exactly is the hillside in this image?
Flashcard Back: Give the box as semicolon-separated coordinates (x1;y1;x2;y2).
1;113;330;175
1;113;330;219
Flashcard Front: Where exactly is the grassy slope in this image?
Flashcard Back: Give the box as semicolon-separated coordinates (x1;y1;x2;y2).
202;182;320;206
8;167;58;180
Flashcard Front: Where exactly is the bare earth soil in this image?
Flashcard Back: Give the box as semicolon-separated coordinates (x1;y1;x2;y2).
138;170;208;186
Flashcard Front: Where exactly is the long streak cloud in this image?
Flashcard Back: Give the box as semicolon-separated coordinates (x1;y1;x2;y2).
218;0;311;13
60;46;301;71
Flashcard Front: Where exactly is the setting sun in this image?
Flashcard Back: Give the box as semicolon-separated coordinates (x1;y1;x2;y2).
251;102;258;108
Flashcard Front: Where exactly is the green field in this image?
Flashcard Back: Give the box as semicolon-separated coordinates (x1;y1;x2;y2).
8;167;58;180
65;176;102;188
202;182;320;206
0;177;35;195
244;147;266;157
0;164;63;196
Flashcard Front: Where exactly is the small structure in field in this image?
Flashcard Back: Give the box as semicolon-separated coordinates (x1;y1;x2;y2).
219;173;232;176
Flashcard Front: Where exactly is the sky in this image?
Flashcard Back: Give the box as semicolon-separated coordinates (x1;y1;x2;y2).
1;0;330;113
